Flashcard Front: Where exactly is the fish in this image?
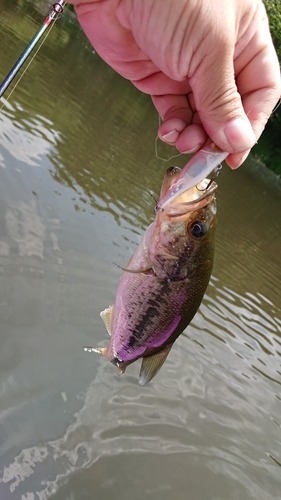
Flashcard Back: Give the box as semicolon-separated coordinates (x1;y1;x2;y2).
85;164;218;385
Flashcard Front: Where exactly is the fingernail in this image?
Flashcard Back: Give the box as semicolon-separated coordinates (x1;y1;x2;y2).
224;118;256;151
182;144;202;154
229;151;250;169
161;130;179;144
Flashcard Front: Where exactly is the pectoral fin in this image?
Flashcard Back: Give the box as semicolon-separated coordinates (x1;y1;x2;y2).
100;305;114;335
139;344;173;386
114;263;153;274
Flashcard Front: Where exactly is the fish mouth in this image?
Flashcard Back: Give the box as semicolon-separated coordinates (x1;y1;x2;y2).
156;178;217;217
156;143;226;211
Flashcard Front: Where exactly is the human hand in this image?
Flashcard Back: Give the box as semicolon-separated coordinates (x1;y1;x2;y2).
68;0;281;168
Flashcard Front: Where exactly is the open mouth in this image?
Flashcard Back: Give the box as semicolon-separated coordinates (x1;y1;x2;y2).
156;178;217;217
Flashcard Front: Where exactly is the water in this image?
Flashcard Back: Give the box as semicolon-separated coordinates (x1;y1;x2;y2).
0;2;280;499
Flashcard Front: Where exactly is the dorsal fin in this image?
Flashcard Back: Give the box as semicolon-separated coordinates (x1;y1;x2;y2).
139;344;173;386
100;305;113;335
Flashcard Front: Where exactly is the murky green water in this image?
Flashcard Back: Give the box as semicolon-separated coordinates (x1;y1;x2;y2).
0;2;280;499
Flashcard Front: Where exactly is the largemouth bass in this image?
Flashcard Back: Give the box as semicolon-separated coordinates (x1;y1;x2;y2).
86;165;218;385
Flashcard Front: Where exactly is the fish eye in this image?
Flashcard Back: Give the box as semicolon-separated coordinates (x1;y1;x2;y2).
189;220;207;238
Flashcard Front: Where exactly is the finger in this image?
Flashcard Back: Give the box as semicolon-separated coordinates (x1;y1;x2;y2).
152;94;191;145
175;124;208;153
152;94;208;152
224;29;281;168
133;72;191;95
189;9;280;157
189;46;257;155
225;150;250;169
235;37;281;142
225;87;280;169
152;94;192;122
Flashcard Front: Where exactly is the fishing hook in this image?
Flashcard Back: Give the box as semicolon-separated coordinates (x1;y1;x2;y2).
198;163;223;191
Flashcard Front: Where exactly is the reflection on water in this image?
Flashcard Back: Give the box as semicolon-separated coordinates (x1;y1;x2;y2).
1;282;281;500
0;1;281;499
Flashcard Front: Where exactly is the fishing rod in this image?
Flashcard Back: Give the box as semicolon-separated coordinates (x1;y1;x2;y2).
0;0;67;99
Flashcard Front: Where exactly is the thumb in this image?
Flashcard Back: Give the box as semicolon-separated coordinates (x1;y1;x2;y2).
189;52;256;154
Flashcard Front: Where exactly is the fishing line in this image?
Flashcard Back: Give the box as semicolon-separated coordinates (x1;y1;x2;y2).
154;114;183;162
0;1;66;107
0;22;57;112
